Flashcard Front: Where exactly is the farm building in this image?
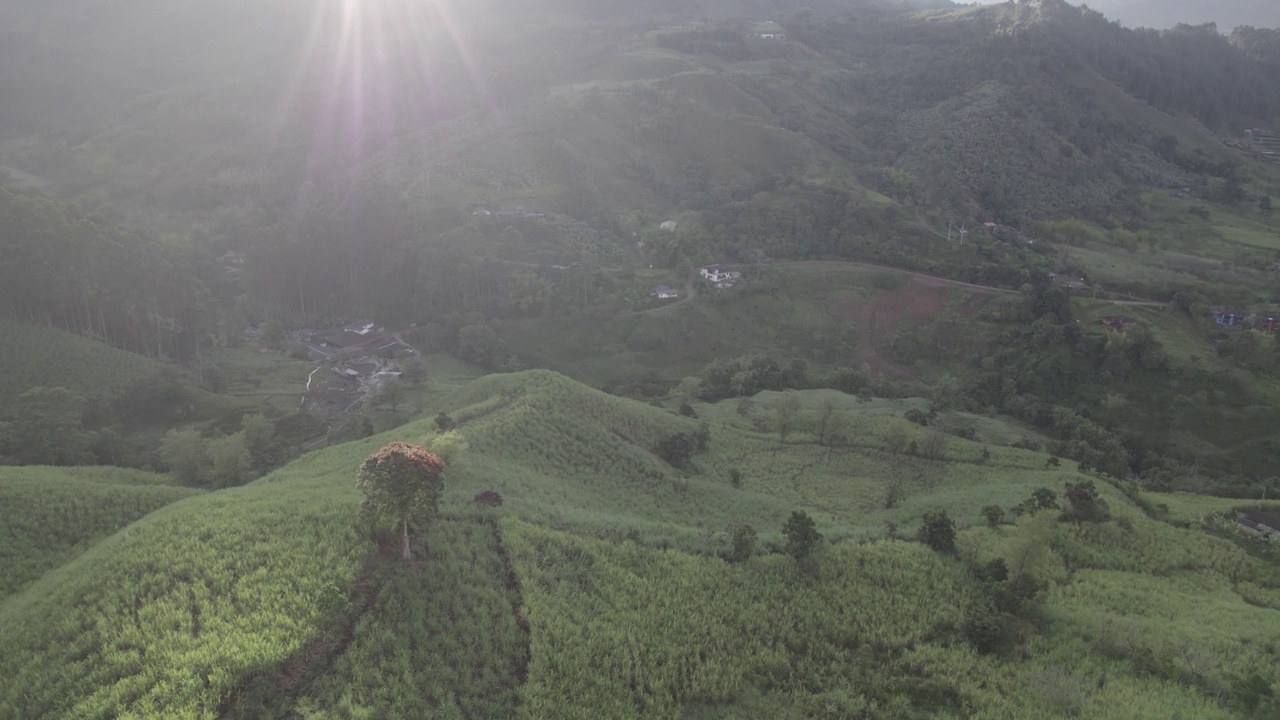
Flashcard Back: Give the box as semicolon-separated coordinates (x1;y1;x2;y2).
649;284;680;299
1206;309;1278;330
1048;273;1087;290
1099;316;1136;331
752;21;786;40
1239;509;1280;540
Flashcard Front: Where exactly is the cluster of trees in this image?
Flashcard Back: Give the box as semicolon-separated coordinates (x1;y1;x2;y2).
158;414;277;489
0;188;208;361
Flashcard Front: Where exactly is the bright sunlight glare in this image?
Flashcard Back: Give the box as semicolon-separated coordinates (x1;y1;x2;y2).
278;0;490;168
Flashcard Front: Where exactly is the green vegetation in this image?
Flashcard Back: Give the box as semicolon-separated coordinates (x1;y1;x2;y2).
5;0;1280;717
227;519;528;720
356;442;447;561
3;370;1278;718
0;466;199;599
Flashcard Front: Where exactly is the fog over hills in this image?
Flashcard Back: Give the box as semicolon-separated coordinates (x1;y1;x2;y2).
1069;0;1280;30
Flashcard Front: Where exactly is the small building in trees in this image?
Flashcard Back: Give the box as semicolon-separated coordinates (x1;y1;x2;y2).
1099;316;1136;331
752;22;786;40
649;284;680;299
1048;272;1087;290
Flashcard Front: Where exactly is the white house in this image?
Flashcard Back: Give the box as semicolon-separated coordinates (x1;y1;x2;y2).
660;220;679;232
699;264;742;287
343;320;380;335
650;284;680;299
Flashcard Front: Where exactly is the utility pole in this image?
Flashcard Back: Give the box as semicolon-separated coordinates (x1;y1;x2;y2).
958;224;969;245
947;220;953;242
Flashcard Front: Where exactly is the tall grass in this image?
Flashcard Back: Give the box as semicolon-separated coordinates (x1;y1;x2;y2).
0;466;199;598
280;519;527;720
2;369;1277;718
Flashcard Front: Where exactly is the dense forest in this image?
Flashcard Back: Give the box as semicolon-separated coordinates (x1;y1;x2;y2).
0;187;207;360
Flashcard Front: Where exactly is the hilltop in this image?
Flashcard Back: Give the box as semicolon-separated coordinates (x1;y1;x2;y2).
2;369;1279;718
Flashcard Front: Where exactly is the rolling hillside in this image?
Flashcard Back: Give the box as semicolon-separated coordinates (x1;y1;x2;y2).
0;466;200;599
0;318;173;406
2;370;1278;718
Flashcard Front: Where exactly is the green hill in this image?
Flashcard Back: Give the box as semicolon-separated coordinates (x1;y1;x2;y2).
0;318;172;406
3;370;1278;718
0;466;200;599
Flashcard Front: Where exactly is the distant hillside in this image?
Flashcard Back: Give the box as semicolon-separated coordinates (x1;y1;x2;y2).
2;369;1278;718
1070;0;1280;30
0;318;172;406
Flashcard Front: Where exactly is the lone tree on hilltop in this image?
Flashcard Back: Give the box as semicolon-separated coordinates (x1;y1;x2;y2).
774;392;803;444
783;510;823;561
357;441;446;561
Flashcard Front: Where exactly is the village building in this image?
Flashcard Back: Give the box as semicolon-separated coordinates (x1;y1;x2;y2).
660;220;679;232
649;284;680;299
752;21;786;40
1239;509;1280;540
217;250;245;275
1048;272;1087;290
1099;316;1136;331
699;263;743;287
1245;129;1280;163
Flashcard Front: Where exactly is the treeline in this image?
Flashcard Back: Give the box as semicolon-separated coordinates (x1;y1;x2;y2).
0;188;208;361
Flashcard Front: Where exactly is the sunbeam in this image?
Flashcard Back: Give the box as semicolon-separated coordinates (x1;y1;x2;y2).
273;0;493;178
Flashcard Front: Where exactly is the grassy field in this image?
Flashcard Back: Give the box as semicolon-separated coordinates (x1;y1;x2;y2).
497;262;984;386
210;347;317;416
2;369;1278;719
0;318;173;405
0;466;200;599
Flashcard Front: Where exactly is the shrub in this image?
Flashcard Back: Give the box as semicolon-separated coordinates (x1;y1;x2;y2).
1061;481;1108;523
725;522;757;564
473;490;504;508
655;433;695;468
982;505;1006;529
917;510;956;553
904;408;933;426
964;605;1010;655
1025;487;1059;512
435;413;456;431
783;511;822;561
678;401;697;417
728;468;742;488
